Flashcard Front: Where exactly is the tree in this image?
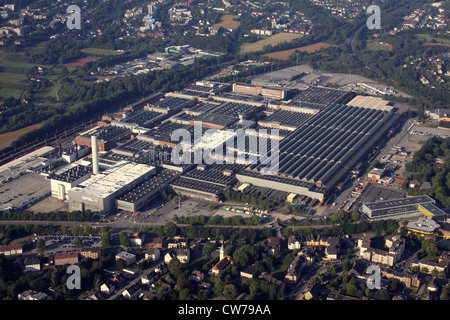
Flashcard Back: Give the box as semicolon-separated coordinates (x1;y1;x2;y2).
74;238;82;248
36;238;45;253
101;229;111;248
164;222;178;237
179;288;191;300
223;284;238;300
119;232;130;247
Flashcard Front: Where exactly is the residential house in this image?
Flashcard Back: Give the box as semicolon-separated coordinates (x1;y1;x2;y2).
261;237;281;257
380;267;421;288
145;247;160;261
54;252;79;266
129;232;145;246
24;257;41;272
191;270;204;282
141;270;159;286
80;247;101;260
176;249;190;264
164;251;176;264
411;257;449;274
357;235;405;267
122;283;142;300
326;291;360;300
18;290;48;300
258;272;286;293
0;243;23;256
100;281;116;296
287;236;301;250
115;251;136;266
146;237;165;249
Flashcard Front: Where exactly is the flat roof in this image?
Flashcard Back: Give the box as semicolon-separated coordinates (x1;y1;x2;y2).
363;195;434;211
71;161;154;199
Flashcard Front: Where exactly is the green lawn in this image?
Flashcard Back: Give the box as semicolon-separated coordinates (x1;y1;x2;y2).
367;43;392;51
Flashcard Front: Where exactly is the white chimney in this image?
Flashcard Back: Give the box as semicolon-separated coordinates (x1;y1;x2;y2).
91;135;99;175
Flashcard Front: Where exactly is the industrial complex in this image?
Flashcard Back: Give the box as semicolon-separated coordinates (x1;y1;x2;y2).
1;79;439;220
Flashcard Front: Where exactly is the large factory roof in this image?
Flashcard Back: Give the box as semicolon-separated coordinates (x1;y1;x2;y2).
51;165;92;183
362;195;435;211
249;103;397;188
70;162;154;199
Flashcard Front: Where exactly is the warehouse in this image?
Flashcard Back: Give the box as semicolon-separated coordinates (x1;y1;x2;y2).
68;162;156;214
360;195;445;220
116;169;179;213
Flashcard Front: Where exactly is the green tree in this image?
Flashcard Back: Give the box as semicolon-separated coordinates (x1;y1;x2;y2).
36;238;45;253
223;284;238;300
119;232;130;247
74;238;82;248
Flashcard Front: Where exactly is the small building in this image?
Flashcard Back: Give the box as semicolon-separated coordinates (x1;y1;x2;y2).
115;251;136;266
0;243;23;256
240;265;259;279
80;247;101;260
122;283;142;300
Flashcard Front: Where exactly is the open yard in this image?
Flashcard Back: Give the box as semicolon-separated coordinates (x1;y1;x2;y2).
262;42;331;60
213;14;241;29
240;33;304;54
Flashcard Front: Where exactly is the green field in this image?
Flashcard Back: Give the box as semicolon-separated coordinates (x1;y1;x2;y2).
0;87;22;98
367;42;392;51
81;48;123;56
240;32;304;54
416;34;450;45
0;72;27;81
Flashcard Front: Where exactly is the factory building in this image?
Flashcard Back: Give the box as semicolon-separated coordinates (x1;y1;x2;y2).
232;83;287;100
116;169;179;213
68;162;156;214
75;126;132;152
361;195;447;220
238;103;398;200
50;165;92;200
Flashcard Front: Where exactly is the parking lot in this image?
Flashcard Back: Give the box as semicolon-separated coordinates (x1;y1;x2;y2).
32;235;102;256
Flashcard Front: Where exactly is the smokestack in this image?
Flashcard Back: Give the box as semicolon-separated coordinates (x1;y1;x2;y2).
91;135;99;175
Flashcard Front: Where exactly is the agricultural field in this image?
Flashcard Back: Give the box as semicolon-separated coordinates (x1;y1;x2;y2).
0;123;42;150
262;42;331;60
240;32;304;54
64;57;99;68
213;14;241;30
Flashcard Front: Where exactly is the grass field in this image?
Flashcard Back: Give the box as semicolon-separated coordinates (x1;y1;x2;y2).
416;34;450;45
262;42;331;60
0;87;22;98
367;42;392;51
81;48;123;56
0;123;42;150
240;33;304;54
213;14;241;30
